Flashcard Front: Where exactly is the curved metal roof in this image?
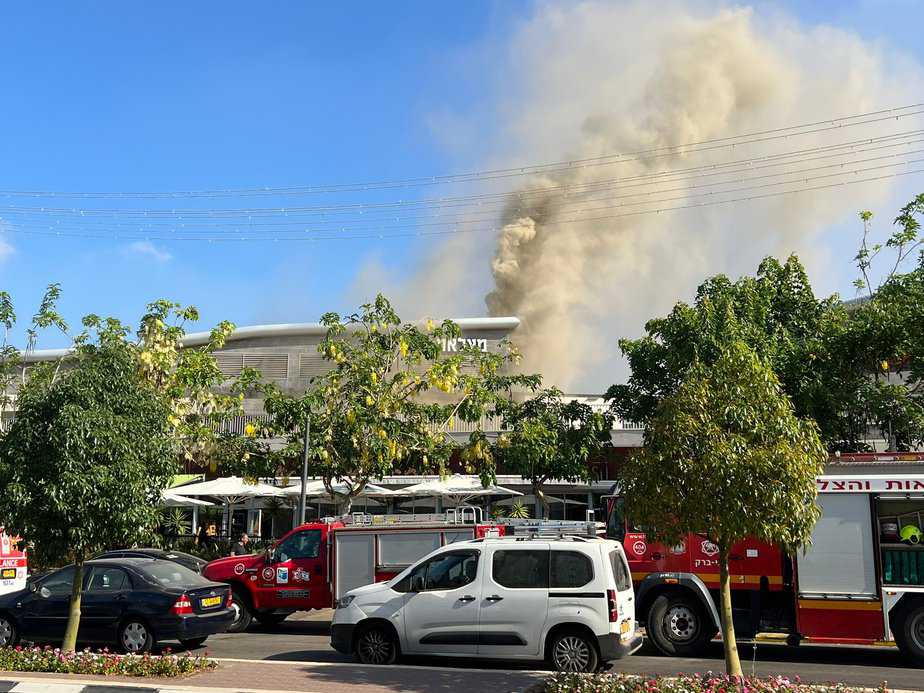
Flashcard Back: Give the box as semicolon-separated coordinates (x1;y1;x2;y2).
21;316;520;363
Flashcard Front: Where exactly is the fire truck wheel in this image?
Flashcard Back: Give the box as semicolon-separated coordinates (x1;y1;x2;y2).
255;610;290;626
647;594;716;657
355;623;398;665
896;602;924;666
0;615;19;647
227;589;253;633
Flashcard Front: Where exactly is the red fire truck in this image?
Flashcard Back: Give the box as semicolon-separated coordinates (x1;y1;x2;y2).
203;508;502;632
0;529;27;597
604;453;924;665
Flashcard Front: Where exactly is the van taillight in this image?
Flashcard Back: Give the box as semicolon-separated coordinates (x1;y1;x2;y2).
171;594;193;615
607;589;619;623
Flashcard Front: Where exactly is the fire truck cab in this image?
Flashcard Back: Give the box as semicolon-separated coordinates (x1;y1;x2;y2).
605;454;924;666
203;507;501;632
0;530;27;597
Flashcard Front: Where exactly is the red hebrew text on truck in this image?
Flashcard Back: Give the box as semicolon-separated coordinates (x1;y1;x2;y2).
0;529;27;596
604;453;924;666
202;508;502;632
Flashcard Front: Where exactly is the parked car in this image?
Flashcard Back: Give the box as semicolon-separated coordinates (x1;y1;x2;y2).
0;557;233;653
330;531;641;671
94;548;207;574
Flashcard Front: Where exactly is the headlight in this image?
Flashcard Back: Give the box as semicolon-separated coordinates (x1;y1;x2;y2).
335;595;355;609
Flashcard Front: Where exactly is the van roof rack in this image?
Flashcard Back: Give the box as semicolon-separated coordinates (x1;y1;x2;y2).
496;519;603;539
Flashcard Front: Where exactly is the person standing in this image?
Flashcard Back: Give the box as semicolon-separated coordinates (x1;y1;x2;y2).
231;532;250;556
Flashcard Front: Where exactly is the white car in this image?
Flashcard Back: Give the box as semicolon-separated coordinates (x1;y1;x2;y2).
330;532;641;671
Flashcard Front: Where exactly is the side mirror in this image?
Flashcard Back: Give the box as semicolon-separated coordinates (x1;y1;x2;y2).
265;547;276;564
410;574;425;593
28;581;38;594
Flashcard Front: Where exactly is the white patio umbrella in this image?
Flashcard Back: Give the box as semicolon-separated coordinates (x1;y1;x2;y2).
280;480;397;499
160;491;214;508
170;477;284;536
395;474;522;507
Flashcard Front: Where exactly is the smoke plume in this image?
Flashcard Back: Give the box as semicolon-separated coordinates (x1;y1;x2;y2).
363;2;924;390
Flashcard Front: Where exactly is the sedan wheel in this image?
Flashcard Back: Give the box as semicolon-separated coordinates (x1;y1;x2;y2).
119;620;154;654
550;632;599;672
0;616;19;647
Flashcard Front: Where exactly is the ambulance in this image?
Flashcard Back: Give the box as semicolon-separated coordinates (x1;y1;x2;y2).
604;453;924;666
0;529;27;596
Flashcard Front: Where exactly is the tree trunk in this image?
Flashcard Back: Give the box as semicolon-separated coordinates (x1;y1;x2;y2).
532;480;550;519
62;558;84;653
718;543;742;677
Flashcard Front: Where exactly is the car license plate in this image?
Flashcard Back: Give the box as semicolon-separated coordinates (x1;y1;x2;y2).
0;568;14;579
200;596;222;608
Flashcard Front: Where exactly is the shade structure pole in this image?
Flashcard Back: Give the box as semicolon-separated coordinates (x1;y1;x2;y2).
296;416;310;529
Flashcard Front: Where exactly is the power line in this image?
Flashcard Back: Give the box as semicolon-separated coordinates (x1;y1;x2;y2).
3;129;923;225
3;162;922;242
0;104;922;198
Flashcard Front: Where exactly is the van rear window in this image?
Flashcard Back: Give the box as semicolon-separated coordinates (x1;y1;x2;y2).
610;549;632;591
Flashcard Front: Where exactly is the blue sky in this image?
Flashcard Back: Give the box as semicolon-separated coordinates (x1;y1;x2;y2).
1;1;923;356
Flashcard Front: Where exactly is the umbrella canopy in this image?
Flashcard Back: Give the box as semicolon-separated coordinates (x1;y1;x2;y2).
395;475;521;505
160;491;214;508
495;494;586;507
169;476;284;503
280;480;396;499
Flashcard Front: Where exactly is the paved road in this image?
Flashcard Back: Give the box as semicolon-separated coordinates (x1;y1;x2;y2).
174;612;924;691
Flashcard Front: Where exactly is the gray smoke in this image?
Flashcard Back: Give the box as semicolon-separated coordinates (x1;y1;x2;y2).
360;2;924;389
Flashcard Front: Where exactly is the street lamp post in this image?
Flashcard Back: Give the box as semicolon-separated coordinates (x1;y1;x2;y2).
295;416;310;529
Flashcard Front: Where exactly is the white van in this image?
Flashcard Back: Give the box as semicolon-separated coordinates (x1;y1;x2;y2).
330;532;641;671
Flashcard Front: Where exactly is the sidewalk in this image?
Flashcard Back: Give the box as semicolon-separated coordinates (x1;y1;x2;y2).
0;658;547;693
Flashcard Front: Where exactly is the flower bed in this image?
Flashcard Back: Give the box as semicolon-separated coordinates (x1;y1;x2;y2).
542;673;888;693
0;646;217;677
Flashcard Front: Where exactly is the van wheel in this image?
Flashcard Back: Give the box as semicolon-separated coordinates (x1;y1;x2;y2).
355;624;398;665
0;615;19;647
548;631;599;672
227;589;253;633
647;594;716;657
896;603;924;666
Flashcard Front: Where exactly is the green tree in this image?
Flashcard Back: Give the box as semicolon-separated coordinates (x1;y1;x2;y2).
620;342;827;675
494;388;612;517
262;295;538;512
0;335;175;652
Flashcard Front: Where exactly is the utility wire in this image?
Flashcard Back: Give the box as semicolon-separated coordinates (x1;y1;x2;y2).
0;104;922;198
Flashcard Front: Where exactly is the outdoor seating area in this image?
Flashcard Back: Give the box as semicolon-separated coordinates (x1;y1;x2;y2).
161;474;605;544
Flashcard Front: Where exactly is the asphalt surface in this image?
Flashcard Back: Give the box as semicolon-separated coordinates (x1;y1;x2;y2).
166;611;924;691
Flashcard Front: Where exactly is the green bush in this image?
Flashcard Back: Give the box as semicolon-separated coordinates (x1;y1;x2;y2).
543;673;888;693
0;645;216;677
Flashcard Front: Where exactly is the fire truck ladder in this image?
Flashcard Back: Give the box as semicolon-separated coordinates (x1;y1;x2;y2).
333;505;486;527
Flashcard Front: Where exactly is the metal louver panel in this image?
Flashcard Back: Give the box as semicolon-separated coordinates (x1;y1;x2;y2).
214;352;244;378
243;353;289;379
299;353;330;379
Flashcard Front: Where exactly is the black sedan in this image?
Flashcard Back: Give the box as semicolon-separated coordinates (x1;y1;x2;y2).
94;548;207;574
0;558;233;653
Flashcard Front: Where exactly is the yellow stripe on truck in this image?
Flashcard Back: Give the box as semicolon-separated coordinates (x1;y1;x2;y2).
797;599;882;611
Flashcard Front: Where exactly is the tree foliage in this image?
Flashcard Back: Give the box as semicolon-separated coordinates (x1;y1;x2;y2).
620;342;827;675
262;295;539;507
494;388;612;516
0;334;176;651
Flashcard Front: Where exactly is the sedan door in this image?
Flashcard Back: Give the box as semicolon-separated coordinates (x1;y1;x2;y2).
478;545;550;657
80;566;132;643
400;549;481;655
20;566;76;641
